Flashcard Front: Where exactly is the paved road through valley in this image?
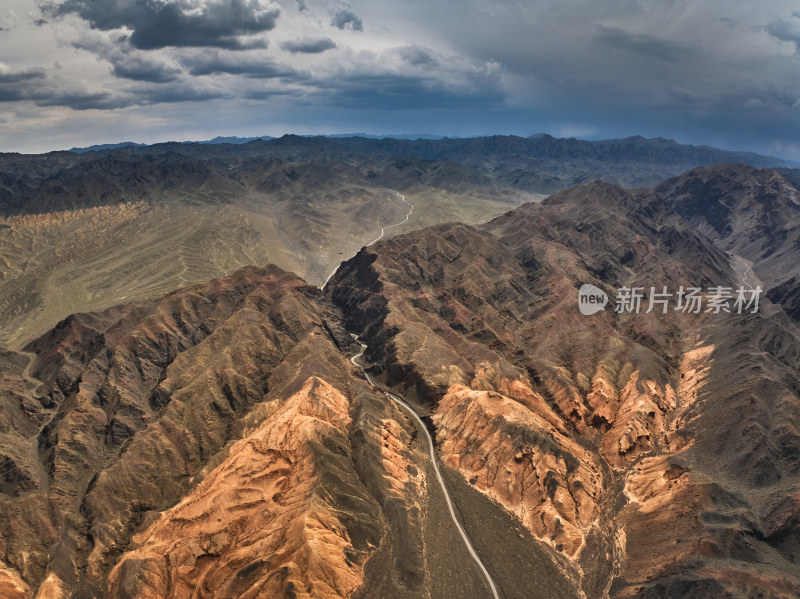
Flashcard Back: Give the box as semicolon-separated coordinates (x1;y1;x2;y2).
321;190;414;289
350;339;501;599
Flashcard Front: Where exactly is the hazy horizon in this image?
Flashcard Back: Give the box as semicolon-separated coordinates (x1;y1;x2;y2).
3;1;800;159
3;131;797;164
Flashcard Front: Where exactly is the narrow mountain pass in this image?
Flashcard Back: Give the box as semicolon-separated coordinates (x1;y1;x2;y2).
350;339;502;599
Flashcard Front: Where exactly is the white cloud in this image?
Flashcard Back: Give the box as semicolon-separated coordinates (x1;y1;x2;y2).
0;0;799;156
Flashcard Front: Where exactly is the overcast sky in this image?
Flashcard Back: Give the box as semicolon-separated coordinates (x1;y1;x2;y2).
2;0;800;158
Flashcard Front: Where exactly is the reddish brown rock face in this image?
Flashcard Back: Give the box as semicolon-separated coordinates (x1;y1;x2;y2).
3;165;800;599
328;177;800;597
600;370;676;468
0;266;392;599
0;562;30;599
434;384;604;557
107;377;380;599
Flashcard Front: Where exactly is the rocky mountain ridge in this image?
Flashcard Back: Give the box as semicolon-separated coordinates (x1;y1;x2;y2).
1;163;799;598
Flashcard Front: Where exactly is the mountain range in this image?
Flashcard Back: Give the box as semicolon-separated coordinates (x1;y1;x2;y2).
0;134;790;348
1;136;799;598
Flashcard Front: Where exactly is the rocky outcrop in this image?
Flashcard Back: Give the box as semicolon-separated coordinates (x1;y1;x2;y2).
0;266;367;597
434;384;604;557
107;377;382;599
0;562;30;599
327;179;800;597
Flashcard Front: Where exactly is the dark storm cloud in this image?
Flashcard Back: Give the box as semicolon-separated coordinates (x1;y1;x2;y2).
594;25;695;62
112;56;182;83
398;45;437;67
331;7;362;31
280;37;336;54
244;87;294;99
182;51;299;78
295;0;308;10
0;61;189;110
767;13;800;52
0;86;27;103
0;69;122;109
49;0;280;50
0;67;45;103
34;90;119;110
73;37;182;83
321;71;503;110
136;84;226;104
0;66;45;83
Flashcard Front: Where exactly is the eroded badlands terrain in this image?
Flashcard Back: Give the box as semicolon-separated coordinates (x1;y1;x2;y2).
1;162;800;598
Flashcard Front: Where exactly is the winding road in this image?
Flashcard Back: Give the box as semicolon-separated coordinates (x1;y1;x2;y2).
321;190;414;289
363;191;414;248
738;256;754;291
350;339;501;599
323;189;499;596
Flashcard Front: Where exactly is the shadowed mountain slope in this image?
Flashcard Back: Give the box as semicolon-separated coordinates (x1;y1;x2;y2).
2;162;800;598
0;151;535;349
327;180;800;597
656;163;800;324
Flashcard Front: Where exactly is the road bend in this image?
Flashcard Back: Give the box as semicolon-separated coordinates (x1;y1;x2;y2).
321;190;414;289
350;338;501;599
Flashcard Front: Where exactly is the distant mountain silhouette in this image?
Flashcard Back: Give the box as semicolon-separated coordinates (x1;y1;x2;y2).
68;141;147;153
